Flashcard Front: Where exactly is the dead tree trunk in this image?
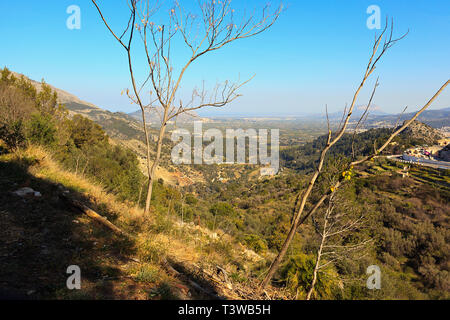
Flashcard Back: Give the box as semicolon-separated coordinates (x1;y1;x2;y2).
306;208;328;300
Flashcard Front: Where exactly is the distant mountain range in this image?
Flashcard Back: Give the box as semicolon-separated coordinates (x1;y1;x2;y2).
321;105;449;129
10;71;148;141
128;108;203;124
363;107;450;128
207;105;449;129
9;70;449;134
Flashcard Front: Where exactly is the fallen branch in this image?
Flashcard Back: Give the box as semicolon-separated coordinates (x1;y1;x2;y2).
164;256;227;300
62;195;129;237
216;266;232;289
162;257;181;277
187;280;223;299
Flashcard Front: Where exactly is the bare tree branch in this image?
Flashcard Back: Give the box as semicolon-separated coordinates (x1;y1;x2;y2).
92;0;282;214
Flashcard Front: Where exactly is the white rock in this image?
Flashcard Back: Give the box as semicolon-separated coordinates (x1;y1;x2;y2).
13;187;35;197
12;187;42;197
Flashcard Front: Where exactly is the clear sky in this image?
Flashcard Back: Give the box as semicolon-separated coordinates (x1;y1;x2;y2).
0;0;449;116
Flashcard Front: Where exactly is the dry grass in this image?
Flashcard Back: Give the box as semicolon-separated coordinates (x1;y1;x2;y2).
0;144;276;299
6;146;243;263
6;145;146;228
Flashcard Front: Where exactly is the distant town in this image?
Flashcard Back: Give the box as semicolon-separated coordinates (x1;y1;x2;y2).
393;137;450;170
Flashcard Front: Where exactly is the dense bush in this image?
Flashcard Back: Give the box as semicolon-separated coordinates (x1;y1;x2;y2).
280;253;340;299
185;193;198;205
0;67;145;204
241;234;268;253
27;113;57;146
0;120;26;150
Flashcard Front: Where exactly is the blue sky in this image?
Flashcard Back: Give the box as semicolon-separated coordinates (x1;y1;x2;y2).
0;0;449;116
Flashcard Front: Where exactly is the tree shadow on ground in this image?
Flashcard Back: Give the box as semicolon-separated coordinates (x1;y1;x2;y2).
0;157;136;299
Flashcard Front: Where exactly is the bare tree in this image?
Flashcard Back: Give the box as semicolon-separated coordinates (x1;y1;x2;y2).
259;19;449;289
92;0;282;215
306;187;372;300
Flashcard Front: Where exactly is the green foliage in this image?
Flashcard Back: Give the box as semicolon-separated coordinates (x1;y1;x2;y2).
280;253;339;299
209;202;234;217
0;120;26;150
242;234;268;253
208;201;236;230
68;114;107;148
35;81;58;115
0;68;36;149
281;128;429;173
83;145;143;201
138;238;167;264
191;146;448;299
0;67;144;204
148;281;179;300
356;174;450;298
135;265;161;283
27;113;57;146
185;193;198;205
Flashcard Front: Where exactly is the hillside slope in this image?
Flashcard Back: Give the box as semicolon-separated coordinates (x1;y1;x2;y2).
281;121;446;172
0;145;282;300
6;69;202;187
191;156;450;299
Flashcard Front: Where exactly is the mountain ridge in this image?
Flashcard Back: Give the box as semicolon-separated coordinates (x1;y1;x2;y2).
8;70;449;130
